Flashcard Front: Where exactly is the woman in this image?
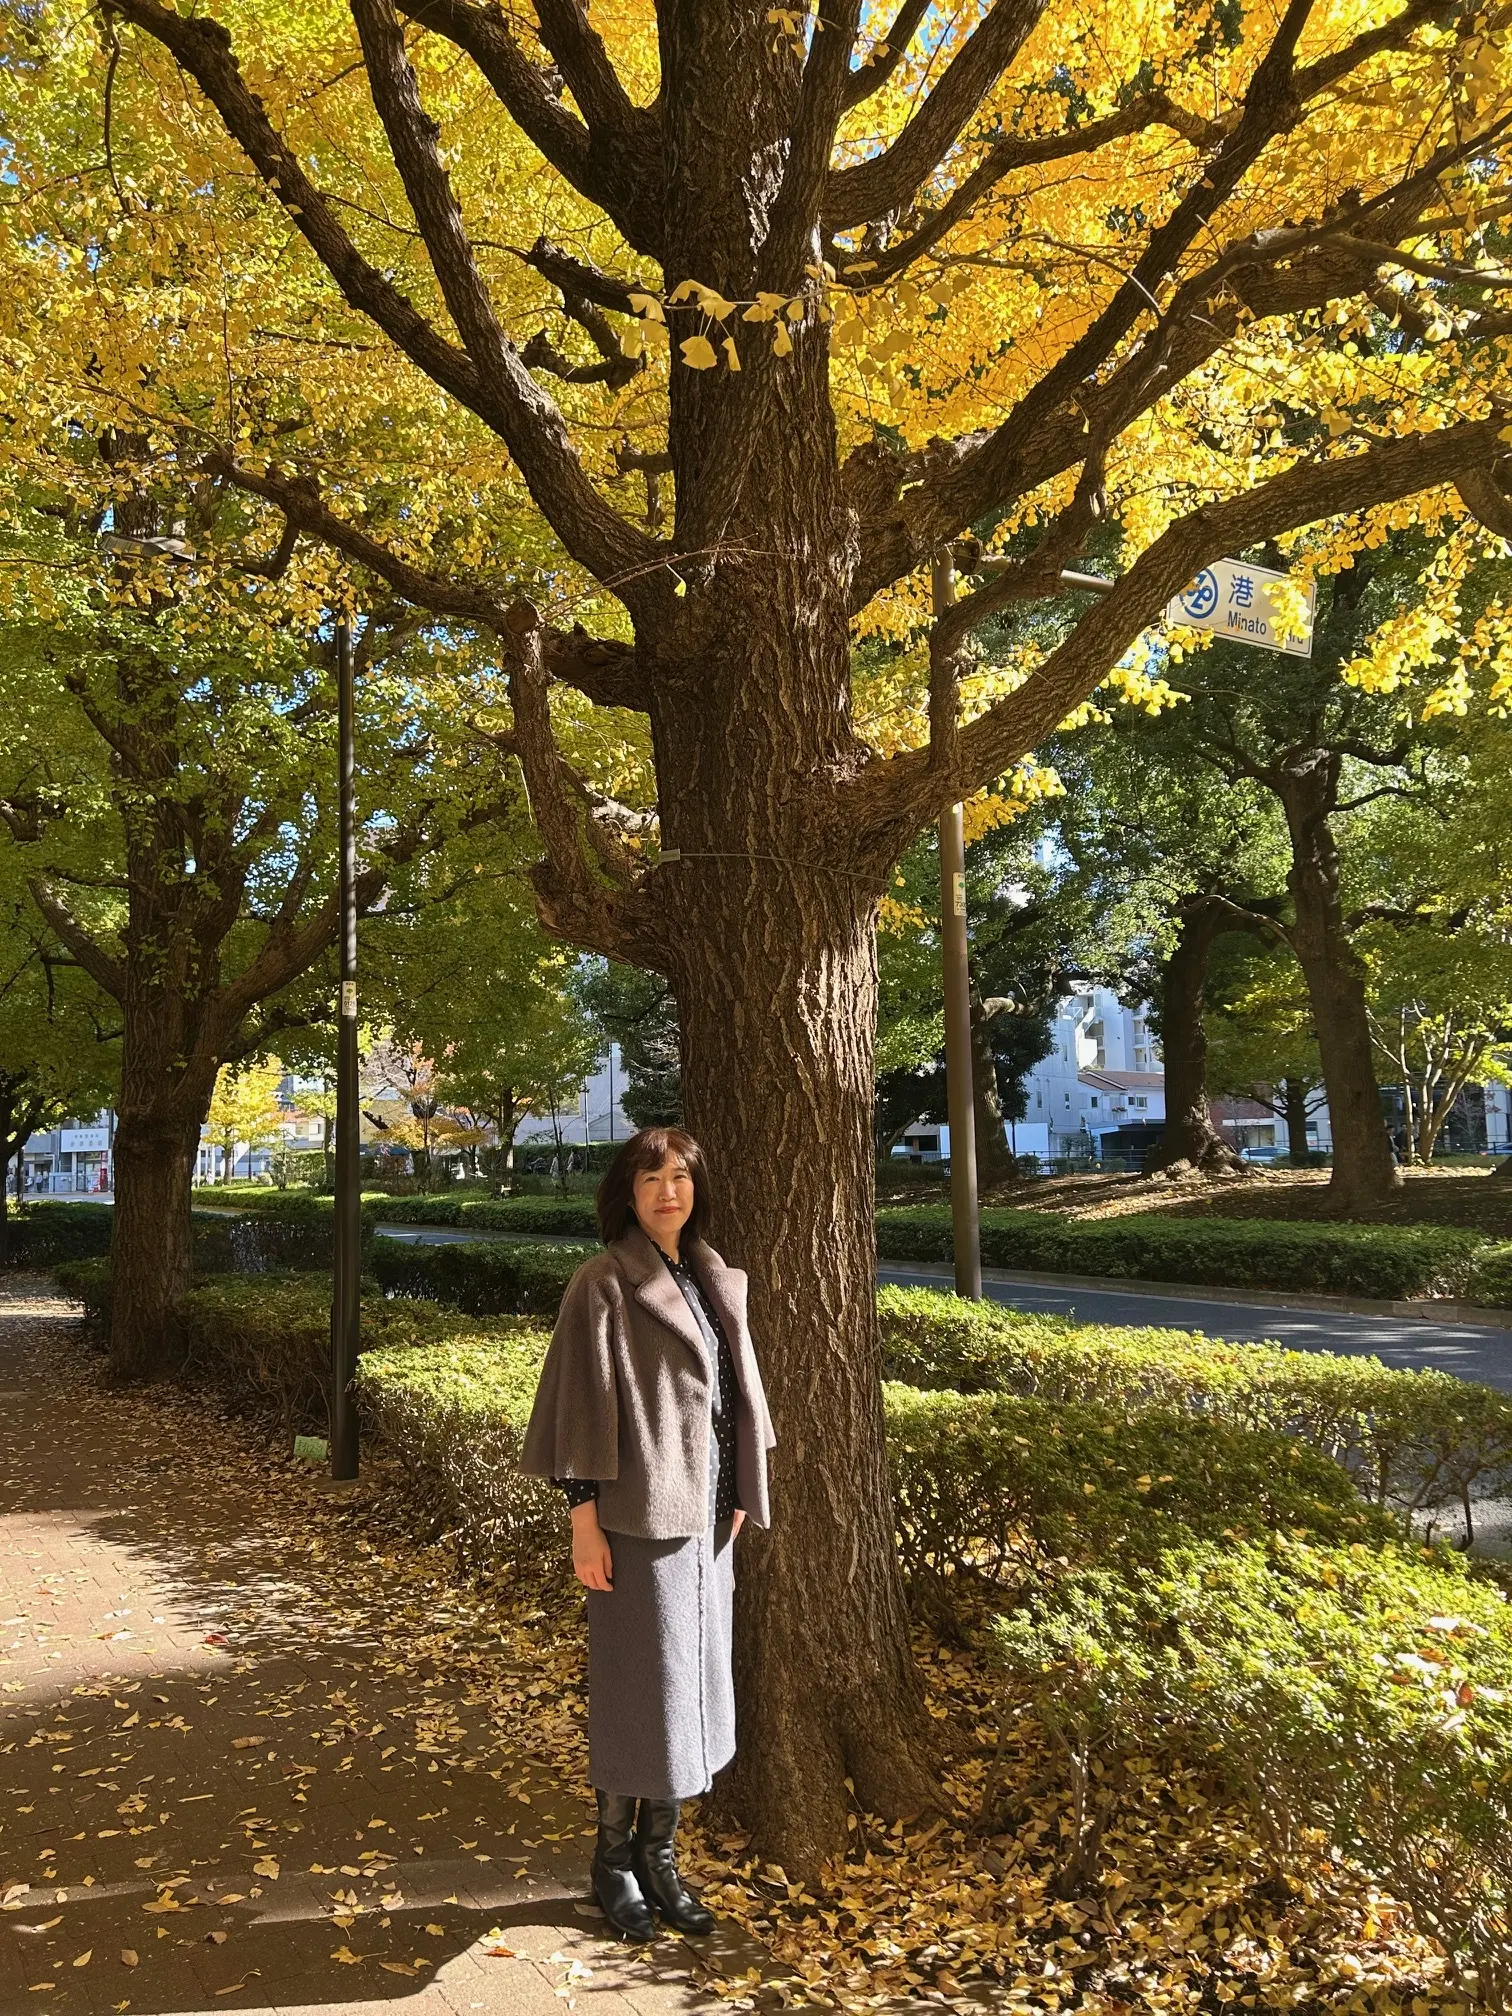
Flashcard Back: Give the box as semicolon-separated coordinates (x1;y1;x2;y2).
521;1127;777;1943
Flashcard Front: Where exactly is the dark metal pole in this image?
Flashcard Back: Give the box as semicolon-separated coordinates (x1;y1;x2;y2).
932;554;982;1299
330;618;361;1480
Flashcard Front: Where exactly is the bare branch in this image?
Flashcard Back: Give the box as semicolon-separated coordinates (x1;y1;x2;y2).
523;290;641;387
764;0;865;284
516;235;639;314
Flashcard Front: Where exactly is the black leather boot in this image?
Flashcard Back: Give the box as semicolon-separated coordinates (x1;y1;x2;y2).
632;1799;715;1936
591;1790;656;1942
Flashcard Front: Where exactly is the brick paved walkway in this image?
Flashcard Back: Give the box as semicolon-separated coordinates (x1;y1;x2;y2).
0;1277;762;2016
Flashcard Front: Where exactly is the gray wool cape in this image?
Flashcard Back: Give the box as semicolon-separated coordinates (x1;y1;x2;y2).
520;1225;777;1800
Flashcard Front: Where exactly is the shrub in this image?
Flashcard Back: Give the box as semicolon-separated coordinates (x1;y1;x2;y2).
876;1205;1499;1301
5;1201;114;1267
367;1235;594;1317
355;1332;563;1581
884;1381;1392;1628
372;1194;601;1238
991;1534;1512;2003
878;1286;1512;1540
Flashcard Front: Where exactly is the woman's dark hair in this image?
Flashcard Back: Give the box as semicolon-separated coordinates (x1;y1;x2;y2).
595;1127;712;1245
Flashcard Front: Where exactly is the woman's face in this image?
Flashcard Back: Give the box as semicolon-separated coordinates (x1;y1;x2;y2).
632;1156;695;1246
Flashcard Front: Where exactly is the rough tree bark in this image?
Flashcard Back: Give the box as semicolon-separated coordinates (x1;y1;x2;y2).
1146;897;1247;1175
109;0;1512;1870
1274;759;1402;1210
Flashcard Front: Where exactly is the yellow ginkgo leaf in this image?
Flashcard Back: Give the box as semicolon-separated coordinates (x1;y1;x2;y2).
742;291;789;323
627;292;664;322
679;335;719;370
620;326;644;359
722;336;741;372
772;322;793;357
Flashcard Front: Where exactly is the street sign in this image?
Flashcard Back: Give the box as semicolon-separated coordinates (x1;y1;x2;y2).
1166;558;1315;656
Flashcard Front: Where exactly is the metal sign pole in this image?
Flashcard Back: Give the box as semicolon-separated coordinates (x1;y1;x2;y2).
932;554;982;1300
330;617;362;1480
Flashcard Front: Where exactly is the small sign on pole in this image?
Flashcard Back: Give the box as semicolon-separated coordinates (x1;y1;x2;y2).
1166;558;1315;656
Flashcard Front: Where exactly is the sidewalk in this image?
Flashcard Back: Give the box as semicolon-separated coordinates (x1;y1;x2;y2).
0;1275;759;2016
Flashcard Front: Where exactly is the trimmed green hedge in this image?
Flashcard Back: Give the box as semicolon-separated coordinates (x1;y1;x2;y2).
356;1331;561;1579
367;1234;595;1316
876;1204;1509;1303
370;1194;602;1237
5;1201;115;1267
884;1381;1394;1626
879;1286;1512;1539
993;1534;1512;2005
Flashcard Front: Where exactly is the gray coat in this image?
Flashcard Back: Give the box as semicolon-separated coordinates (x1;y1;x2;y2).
520;1225;776;1539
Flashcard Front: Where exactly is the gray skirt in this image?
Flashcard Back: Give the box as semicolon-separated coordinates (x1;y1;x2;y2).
586;1518;736;1801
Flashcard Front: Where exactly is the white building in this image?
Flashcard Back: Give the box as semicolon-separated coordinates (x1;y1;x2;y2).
901;986;1167;1169
515;1043;634;1147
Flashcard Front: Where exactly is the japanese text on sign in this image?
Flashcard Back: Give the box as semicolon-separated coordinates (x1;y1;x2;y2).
1165;558;1315;656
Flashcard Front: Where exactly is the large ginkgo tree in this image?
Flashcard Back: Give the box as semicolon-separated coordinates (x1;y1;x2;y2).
7;0;1512;1865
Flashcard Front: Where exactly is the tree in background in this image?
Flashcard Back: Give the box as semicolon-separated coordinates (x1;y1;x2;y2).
203;1059;285;1184
367;832;604;1177
18;0;1512;1865
0;895;118;1258
0;549;513;1374
1043;720;1290;1175
1205;939;1325;1162
577;962;682;1130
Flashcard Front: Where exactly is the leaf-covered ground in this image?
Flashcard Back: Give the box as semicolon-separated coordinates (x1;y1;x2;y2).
878;1167;1512;1238
0;1276;1488;2013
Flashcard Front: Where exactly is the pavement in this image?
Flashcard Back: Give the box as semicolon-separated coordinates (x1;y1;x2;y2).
0;1275;762;2016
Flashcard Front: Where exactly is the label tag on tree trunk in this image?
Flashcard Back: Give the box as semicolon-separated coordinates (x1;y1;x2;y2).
1165;559;1315;655
340;981;357;1018
951;872;966;918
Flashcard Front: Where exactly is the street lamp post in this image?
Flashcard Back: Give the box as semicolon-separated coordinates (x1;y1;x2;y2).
330;617;361;1481
932;554;982;1300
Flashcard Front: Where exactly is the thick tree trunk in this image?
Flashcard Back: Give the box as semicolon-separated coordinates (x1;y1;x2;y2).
109;1109;201;1379
969;992;1020;1191
1147;899;1245;1175
1277;765;1401;1210
676;871;937;1877
1282;1076;1312;1161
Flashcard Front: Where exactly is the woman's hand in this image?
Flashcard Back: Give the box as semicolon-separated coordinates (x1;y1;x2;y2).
731;1510;746;1538
570;1500;614;1591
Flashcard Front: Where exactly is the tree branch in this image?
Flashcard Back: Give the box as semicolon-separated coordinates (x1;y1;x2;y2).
840;416;1509;855
825;0;1047;231
115;0;654;592
842;0;930;109
764;0;864;285
395;0;662;254
25;880;126;1002
501;601;662;966
831;93;1224;284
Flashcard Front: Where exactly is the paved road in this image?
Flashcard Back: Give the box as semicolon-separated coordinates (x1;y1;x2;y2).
373;1222;1512;1392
